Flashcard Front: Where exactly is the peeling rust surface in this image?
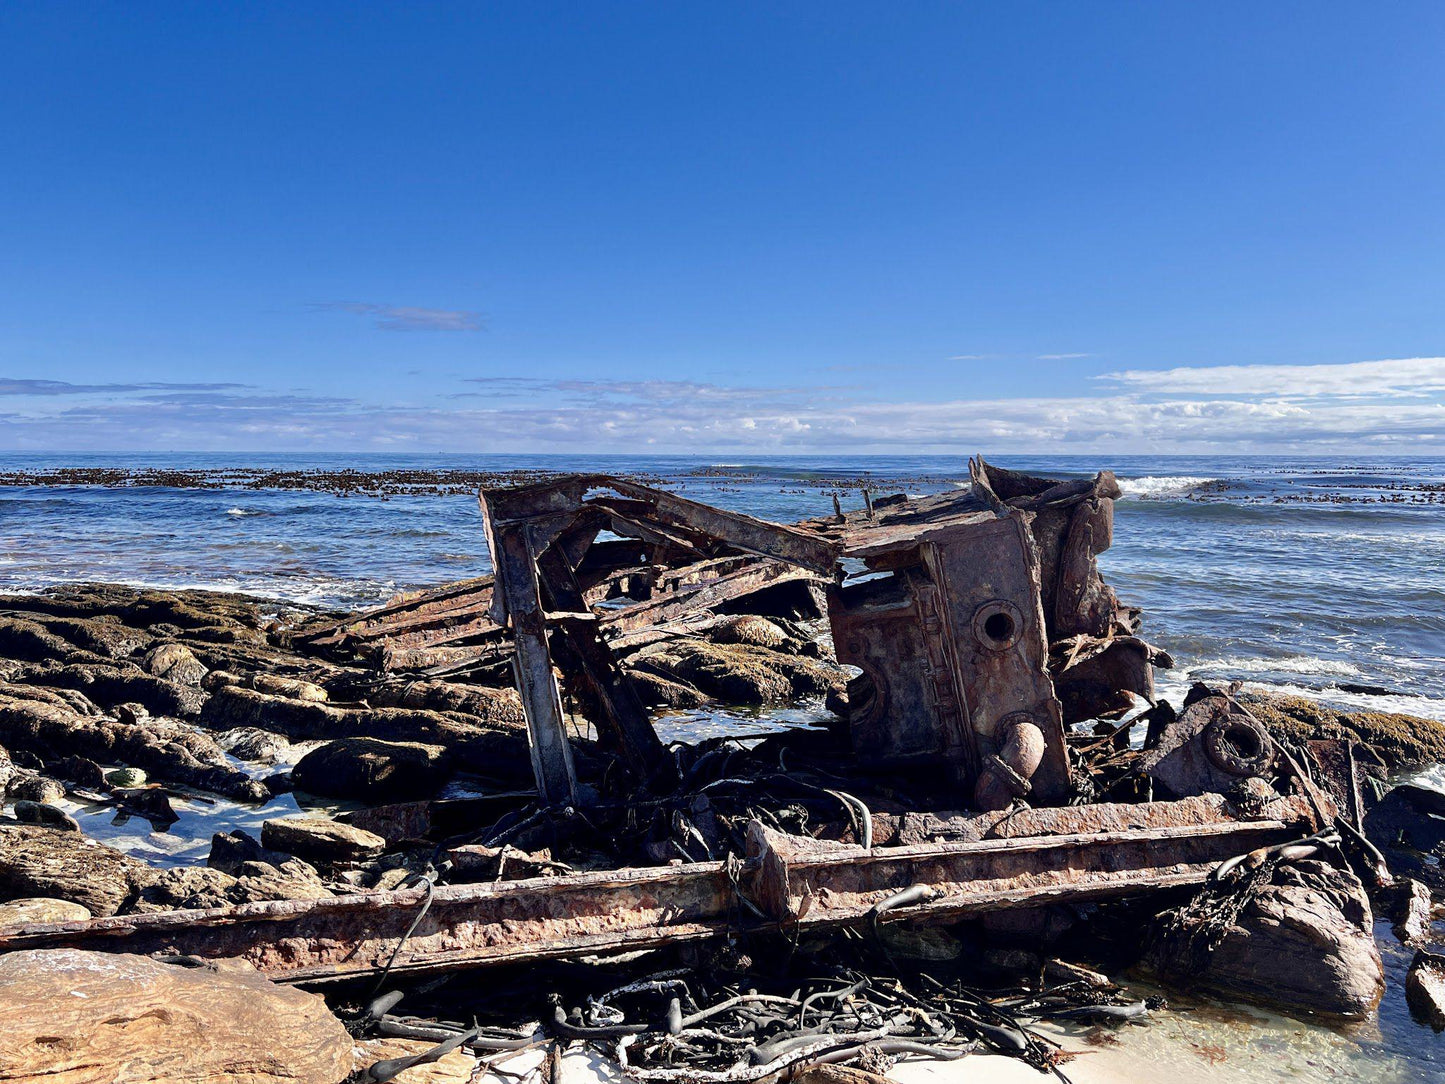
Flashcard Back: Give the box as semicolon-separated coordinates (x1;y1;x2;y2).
0;798;1311;982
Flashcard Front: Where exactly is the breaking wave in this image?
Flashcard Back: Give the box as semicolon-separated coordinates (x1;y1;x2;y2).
1115;475;1217;499
225;507;264;517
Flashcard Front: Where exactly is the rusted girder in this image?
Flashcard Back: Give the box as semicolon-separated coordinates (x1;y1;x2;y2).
0;799;1308;984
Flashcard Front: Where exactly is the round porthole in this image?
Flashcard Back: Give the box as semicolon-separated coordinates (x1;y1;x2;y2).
972;600;1024;651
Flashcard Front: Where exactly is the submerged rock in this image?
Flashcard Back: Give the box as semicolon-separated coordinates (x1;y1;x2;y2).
12;800;80;833
1365;784;1445;896
221;726;291;764
0;824;156;917
0;949;354;1083
292;737;451;801
1407;950;1445;1030
261;815;387;864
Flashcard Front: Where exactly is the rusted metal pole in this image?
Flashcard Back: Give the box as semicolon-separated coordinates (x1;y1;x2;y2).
491;521;578;806
0;803;1306;984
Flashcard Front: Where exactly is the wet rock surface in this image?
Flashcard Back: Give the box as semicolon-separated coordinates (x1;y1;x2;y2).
0;949;354;1083
1150;858;1384;1018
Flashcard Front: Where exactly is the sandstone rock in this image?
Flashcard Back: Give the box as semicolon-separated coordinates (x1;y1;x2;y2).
1151;858;1384;1018
339;801;432;846
0;896;91;926
12;800;80;833
292;737;450;802
352;1037;480;1084
0;744;13;796
363;680;524;725
235;866;335;904
252;673;328;702
261;815;387;864
626;668;708;709
1391;877;1434;946
209;829;314;874
203;667;242;690
1407;951;1445;1030
30;662;206;718
0;824;156;917
143;641;208;685
127;865;241;913
710;614;789;649
37;614;152;660
0;691;267;803
5;772;64;804
222;726;290;764
0;948;354;1083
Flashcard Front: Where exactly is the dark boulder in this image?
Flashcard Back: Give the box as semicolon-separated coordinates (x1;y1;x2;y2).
292;737;451;802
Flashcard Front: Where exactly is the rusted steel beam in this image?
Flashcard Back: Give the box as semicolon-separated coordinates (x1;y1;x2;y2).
488;520;578;806
602;559;818;635
608;479;839;574
0;802;1306;984
535;542;664;777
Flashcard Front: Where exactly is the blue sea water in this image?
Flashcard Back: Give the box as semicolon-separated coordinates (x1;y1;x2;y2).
1;452;1441;721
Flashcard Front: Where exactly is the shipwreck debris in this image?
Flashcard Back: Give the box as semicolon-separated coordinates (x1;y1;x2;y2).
1;457;1432;1080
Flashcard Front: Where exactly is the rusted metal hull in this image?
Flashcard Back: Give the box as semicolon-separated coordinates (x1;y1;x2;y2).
0;801;1307;984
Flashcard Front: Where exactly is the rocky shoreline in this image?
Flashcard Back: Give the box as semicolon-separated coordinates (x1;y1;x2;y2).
2;579;1445;1081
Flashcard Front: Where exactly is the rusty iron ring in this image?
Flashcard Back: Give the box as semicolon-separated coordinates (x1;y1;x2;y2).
1201;709;1276;777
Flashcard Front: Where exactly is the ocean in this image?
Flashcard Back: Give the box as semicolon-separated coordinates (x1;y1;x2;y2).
2;451;1444;1081
2;452;1441;724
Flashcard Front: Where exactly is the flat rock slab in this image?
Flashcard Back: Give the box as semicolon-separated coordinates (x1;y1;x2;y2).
0;825;156;918
0;948;354;1084
261;815;387;864
0;898;91;926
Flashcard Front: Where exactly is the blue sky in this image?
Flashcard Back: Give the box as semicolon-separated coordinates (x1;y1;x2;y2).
2;2;1444;452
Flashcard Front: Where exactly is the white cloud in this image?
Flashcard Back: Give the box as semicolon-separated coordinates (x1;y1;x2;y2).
2;358;1443;452
1098;356;1445;399
1037;353;1091;360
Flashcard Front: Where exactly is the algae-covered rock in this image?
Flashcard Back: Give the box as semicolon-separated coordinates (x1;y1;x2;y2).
1242;692;1445;770
630;638;844;706
292;737;451;802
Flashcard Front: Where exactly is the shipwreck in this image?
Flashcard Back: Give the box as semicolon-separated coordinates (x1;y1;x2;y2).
0;458;1413;1080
